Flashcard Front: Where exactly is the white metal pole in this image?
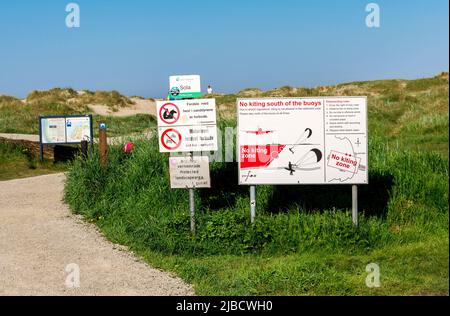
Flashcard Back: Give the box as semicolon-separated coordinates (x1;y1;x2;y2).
189;188;195;234
352;185;358;226
250;185;256;223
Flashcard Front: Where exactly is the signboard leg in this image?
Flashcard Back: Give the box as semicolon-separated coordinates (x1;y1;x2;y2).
250;185;256;223
189;188;195;234
352;185;358;226
39;144;43;162
81;140;88;160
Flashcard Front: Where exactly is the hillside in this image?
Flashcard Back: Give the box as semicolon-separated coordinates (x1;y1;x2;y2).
0;88;156;137
0;73;447;156
214;72;449;157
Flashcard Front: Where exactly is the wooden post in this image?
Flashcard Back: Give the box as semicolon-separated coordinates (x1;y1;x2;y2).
80;140;88;161
99;123;107;167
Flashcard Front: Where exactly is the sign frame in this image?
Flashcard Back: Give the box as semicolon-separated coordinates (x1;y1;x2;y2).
39;114;94;161
236;96;369;186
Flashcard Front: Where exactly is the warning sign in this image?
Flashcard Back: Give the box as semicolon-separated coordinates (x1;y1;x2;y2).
169;156;211;188
157;99;217;153
161;128;182;151
237;97;368;185
159;103;180;125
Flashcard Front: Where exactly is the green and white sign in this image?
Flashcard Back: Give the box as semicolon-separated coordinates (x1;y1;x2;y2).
169;75;202;99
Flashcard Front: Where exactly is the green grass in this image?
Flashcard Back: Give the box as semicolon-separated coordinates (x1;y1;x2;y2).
64;133;449;295
0;140;68;181
0;99;155;137
0;88;153;137
1;74;448;294
216;73;449;157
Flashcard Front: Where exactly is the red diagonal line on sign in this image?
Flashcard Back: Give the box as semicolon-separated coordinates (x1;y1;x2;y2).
162;105;178;119
164;132;178;145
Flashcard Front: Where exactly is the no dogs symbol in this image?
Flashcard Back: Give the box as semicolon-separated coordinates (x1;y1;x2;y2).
159;103;180;124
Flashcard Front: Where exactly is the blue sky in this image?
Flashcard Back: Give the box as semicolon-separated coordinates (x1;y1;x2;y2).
0;0;448;98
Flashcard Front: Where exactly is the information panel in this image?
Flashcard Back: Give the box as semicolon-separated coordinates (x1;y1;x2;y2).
237;97;368;185
157;99;218;153
66;116;92;143
169;156;211;189
40;115;93;145
40;117;66;144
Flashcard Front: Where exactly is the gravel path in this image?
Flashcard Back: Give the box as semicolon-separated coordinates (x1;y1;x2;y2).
0;173;194;296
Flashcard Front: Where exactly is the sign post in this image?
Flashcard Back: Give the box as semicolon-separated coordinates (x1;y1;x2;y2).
189;187;195;235
99;123;107;167
352;185;358;226
250;185;256;223
157;92;217;235
236;97;368;223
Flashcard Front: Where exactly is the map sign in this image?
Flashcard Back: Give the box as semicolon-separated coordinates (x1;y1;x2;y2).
157;99;217;153
66;116;92;143
40;117;66;144
169;156;211;189
237;97;368;185
39;115;92;145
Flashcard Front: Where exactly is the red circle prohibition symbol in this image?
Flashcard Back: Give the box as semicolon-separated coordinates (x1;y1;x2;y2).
159;103;180;125
161;128;182;150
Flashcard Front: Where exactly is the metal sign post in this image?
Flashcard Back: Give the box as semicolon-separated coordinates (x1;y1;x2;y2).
188;151;196;235
189;187;195;235
352;185;358;226
250;185;256;223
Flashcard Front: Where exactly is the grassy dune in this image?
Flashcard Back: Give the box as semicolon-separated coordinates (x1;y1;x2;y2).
0;90;155;137
215;72;449;157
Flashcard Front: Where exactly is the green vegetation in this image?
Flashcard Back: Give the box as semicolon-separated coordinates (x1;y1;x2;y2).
1;74;448;295
0;140;67;181
216;72;449;157
0;95;155;137
0;87;154;136
26;88;134;110
65;130;448;295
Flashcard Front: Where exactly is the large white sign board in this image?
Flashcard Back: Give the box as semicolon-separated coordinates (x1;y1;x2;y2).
157;99;218;153
169;156;211;188
237;97;368;185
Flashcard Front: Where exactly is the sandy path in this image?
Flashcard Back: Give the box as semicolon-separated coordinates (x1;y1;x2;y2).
0;173;194;296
